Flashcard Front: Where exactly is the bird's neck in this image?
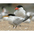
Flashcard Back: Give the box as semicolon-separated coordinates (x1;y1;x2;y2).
18;8;24;11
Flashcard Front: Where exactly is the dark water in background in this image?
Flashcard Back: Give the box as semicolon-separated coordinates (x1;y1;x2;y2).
0;4;34;14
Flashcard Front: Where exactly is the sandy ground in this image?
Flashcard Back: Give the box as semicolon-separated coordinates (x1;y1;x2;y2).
0;19;34;31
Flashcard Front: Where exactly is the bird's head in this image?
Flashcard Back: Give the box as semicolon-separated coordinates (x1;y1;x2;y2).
2;6;6;13
15;5;23;11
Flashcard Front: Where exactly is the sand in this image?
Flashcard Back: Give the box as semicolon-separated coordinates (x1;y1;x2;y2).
0;19;34;31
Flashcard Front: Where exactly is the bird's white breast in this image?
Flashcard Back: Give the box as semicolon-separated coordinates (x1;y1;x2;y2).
14;10;26;18
3;17;8;21
26;12;31;16
1;12;5;16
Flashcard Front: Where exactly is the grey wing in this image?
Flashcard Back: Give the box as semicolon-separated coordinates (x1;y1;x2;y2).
13;18;23;25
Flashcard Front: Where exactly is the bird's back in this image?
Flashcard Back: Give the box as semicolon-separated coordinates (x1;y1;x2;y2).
8;16;24;25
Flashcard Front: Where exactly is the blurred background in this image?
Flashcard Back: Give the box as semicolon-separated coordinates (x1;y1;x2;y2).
0;3;34;14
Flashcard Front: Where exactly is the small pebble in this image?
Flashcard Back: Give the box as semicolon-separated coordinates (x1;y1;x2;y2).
9;26;11;27
25;27;28;29
19;27;21;29
8;30;9;31
13;27;15;29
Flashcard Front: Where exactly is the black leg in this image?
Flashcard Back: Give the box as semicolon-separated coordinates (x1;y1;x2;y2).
13;25;17;28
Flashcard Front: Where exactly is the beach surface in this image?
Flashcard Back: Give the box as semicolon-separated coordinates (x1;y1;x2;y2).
0;19;34;31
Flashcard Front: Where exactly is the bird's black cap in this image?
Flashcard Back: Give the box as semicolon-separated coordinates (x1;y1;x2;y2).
8;14;15;16
17;5;23;8
2;6;5;9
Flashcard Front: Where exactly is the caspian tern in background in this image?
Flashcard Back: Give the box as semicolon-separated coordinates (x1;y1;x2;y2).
31;13;34;21
0;6;9;21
